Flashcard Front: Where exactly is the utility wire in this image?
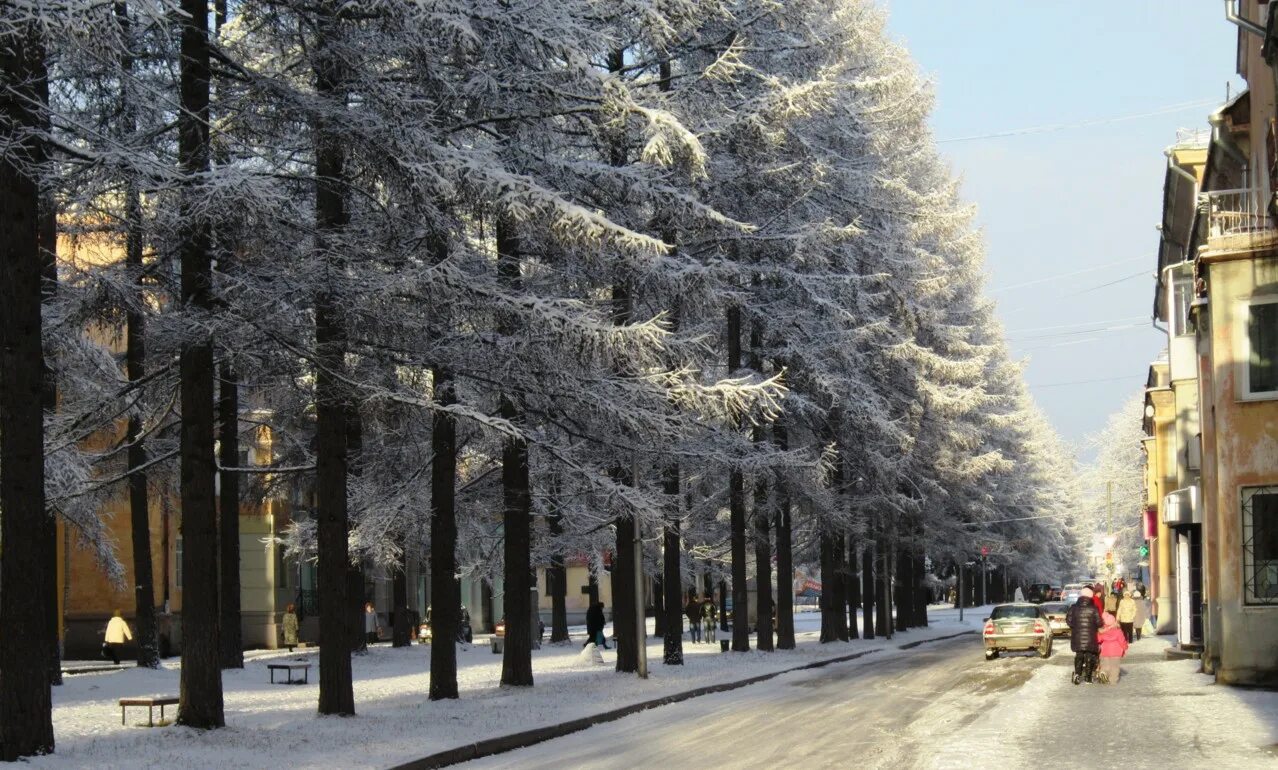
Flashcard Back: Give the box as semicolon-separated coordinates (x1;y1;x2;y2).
1030;375;1140;389
938;98;1219;144
989;255;1147;294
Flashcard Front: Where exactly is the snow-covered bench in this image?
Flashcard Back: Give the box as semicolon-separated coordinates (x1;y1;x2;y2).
119;696;178;727
267;662;311;684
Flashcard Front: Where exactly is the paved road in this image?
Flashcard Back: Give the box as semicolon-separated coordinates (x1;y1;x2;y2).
458;632;1278;770
459;633;1043;769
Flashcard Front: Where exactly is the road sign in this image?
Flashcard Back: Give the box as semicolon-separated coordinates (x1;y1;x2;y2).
1139;544;1149;558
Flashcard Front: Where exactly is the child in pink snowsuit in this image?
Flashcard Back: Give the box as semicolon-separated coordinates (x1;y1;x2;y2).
1097;611;1128;683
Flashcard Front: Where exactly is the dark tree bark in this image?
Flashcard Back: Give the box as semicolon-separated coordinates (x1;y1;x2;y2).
653;576;665;637
391;550;410;648
0;16;56;757
218;367;243;669
115;0;160;672
861;540;875;640
819;533;838;643
547;488;569;643
750;324;773;652
832;535;849;642
895;545;910;633
773;417;794;650
915;549;929;628
718;579;729;632
611;513;638;671
726;305;750;652
429;364;460;698
875;530;891;641
38;119;60;688
497;217;533;687
346;404;366;655
174;0;224;729
845;535;860;639
313;0;354;715
662;462;684;664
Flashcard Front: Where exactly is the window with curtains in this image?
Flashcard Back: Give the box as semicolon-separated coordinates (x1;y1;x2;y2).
1247;299;1278;395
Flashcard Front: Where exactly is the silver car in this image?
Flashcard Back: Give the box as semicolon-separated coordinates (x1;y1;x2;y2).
982;602;1052;660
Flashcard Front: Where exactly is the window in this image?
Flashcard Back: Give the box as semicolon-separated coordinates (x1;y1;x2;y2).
991;605;1040;620
1170;273;1193;337
1247;300;1278;395
1242;486;1278;605
175;536;183;589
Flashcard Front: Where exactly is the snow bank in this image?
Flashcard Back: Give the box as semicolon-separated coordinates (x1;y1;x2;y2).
36;607;985;769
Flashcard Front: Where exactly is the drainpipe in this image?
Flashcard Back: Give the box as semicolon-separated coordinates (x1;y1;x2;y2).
1225;0;1265;38
1166;149;1198;186
1209;110;1249;170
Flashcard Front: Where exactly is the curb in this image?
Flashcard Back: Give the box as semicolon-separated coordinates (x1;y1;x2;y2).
388;628;977;769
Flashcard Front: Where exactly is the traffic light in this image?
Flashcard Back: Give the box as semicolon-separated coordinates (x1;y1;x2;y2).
1105;551;1113;563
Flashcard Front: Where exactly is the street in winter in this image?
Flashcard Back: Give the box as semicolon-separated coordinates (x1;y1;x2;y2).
4;1;1278;769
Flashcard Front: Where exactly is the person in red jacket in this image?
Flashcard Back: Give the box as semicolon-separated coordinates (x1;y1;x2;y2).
1091;583;1105;616
1097;611;1129;683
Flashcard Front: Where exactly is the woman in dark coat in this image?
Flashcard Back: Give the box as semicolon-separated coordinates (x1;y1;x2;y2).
584;601;608;649
1067;588;1102;684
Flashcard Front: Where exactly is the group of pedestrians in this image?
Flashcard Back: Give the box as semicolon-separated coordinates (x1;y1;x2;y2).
1067;580;1151;685
683;595;718;644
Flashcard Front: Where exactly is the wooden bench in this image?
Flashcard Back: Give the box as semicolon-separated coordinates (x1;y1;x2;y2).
119;696;178;727
267;662;311;684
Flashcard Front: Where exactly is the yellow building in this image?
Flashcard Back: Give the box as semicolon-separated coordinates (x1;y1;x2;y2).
57;229;297;658
1177;0;1278;685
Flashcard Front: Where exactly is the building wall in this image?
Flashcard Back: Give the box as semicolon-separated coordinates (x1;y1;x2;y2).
1201;254;1278;684
1149;387;1178;633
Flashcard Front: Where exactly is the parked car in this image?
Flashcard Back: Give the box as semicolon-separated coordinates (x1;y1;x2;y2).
1037;601;1070;637
982;603;1052;660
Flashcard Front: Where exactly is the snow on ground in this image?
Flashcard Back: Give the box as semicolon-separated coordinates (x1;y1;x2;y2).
927;635;1278;769
35;607;983;769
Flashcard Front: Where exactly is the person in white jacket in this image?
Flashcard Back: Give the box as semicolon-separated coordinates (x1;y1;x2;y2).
103;609;132;664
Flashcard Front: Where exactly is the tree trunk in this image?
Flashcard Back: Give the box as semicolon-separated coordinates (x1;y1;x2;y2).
611;514;637;671
819;533;838;643
497;217;533;687
861;540;875;640
429;364;459;698
116;0;160;672
773;432;794;650
346;408;366;656
547;496;569;643
875;532;891;641
832;534;849;642
174;0;224;728
662;463;684;664
0;16;56;756
726;305;749;652
313;0;354;715
218;367;243;668
845;535;860;639
895;545;910;633
391;553;410;648
718;579;729;632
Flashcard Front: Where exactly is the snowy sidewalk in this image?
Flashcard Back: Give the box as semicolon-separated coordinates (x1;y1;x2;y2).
34;607;984;769
929;635;1278;769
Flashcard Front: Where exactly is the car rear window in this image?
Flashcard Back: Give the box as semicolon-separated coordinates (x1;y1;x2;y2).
1039;603;1066;613
991;605;1040;620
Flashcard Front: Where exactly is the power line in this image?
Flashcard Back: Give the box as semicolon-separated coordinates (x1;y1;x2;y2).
1003;315;1147;335
989;256;1147;294
1030;375;1141;389
938;98;1218;144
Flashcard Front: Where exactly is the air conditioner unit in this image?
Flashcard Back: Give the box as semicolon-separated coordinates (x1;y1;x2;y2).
1162;486;1201;526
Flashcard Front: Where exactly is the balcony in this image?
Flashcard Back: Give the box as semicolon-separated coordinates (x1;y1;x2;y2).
1203;188;1278;256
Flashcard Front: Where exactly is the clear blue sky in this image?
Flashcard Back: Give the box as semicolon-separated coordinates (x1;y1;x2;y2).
884;1;1242;451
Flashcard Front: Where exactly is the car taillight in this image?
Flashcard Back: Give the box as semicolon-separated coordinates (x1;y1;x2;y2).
983;621;995;635
1034;621;1046;634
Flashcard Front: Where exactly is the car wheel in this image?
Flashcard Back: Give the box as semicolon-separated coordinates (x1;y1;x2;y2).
984;649;999;660
1039;640;1051;659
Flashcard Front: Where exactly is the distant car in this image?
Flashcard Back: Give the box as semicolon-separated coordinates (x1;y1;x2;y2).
1047;586;1063;601
492;618;506;654
1026;583;1052;603
983;603;1052;660
1038;602;1070;637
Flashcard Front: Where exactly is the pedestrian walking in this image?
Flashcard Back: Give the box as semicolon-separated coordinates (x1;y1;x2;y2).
1091;583;1105;616
102;609;132;665
1103;590;1119;615
702;598;717;644
1116;590;1137;643
282;603;299;651
458;606;473;643
364;602;380;645
1132;591;1151;640
1097;611;1129;684
584;601;608;649
1066;588;1101;685
685;596;702;643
